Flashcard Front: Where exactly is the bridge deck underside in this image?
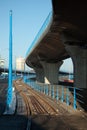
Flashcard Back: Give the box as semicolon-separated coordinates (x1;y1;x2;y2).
26;0;87;68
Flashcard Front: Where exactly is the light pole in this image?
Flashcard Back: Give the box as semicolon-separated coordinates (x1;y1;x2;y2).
7;10;13;108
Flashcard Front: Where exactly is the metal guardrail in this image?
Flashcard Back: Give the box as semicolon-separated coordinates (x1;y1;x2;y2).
25;10;53;57
24;78;84;110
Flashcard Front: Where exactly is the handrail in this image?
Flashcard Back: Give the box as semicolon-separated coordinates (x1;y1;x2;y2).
25;10;53;58
25;78;84;111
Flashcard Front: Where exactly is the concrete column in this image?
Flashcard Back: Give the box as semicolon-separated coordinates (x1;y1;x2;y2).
40;61;63;84
65;45;87;88
34;67;44;83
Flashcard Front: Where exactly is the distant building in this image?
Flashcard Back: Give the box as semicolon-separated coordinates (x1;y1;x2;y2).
16;57;25;71
0;59;5;68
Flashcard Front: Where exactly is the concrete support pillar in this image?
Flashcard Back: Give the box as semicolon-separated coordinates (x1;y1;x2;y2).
65;45;87;88
40;61;63;84
34;67;44;83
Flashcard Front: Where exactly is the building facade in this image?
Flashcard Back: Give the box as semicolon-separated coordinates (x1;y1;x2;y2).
0;59;5;68
16;57;25;71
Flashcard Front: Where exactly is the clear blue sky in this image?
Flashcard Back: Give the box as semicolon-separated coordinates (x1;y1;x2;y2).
0;0;73;72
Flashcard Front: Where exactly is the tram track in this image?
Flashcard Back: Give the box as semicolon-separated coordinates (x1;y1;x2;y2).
29;90;58;115
14;80;59;116
13;79;60;130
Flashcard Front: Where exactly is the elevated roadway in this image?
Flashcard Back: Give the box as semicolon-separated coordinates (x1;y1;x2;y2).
25;0;87;89
26;0;87;67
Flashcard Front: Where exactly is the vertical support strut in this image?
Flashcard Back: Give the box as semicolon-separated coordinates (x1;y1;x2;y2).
73;87;76;110
7;10;13;107
56;86;59;101
61;86;64;102
66;87;69;105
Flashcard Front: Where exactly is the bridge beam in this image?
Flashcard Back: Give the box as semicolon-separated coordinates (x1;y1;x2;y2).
40;61;63;84
65;45;87;88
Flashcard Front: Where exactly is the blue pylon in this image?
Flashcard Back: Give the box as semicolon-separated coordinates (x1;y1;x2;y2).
7;10;13;107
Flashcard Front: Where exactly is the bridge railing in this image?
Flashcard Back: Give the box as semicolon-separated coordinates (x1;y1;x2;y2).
25;10;53;58
25;78;84;110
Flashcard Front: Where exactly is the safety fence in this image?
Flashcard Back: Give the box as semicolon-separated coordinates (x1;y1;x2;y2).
24;78;84;110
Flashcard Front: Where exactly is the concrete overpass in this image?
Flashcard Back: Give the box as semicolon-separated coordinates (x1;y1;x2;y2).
26;0;87;89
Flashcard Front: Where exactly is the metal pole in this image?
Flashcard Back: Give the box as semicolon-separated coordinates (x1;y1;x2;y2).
7;10;13;107
52;85;54;99
66;87;69;105
56;86;59;101
73;87;76;110
61;86;64;102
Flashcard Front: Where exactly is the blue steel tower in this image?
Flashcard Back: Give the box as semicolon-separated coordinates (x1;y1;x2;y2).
7;10;13;107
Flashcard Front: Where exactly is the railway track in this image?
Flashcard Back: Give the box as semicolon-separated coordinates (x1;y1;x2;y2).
26;87;59;115
13;79;59;130
14;80;59;116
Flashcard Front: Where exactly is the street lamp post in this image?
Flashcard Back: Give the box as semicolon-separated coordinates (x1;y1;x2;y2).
7;10;13;108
